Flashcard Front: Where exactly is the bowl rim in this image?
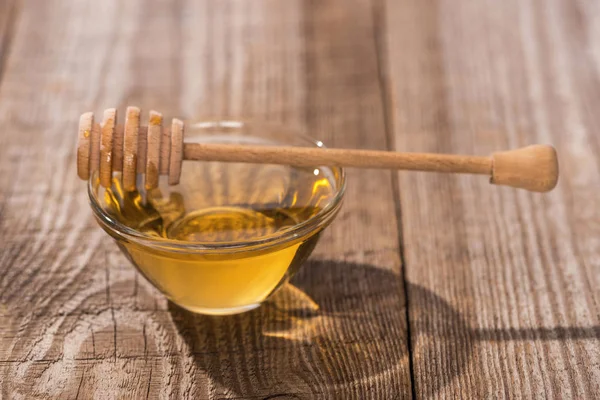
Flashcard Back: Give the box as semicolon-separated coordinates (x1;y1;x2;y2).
87;118;346;254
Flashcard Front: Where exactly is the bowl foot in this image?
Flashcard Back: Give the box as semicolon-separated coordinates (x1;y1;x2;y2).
176;302;262;315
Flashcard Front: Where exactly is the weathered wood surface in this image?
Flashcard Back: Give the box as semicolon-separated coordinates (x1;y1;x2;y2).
1;0;599;399
0;0;410;399
0;0;16;62
384;0;600;398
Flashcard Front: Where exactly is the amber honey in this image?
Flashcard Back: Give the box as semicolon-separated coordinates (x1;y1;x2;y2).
95;153;340;314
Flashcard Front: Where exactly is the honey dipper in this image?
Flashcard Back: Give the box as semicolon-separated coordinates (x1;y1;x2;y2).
77;107;559;192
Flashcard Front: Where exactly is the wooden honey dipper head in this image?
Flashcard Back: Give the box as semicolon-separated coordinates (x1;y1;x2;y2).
77;107;559;193
77;107;184;190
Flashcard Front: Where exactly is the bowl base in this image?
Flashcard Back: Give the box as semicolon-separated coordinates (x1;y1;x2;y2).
176;302;262;315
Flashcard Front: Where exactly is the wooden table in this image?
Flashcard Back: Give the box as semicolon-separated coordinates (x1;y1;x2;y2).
1;0;598;398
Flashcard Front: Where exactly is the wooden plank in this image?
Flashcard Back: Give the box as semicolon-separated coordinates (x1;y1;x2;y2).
0;0;411;398
383;0;600;398
0;0;18;75
0;0;18;219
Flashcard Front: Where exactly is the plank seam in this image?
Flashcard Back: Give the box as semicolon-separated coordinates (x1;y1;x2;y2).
0;0;20;90
370;0;417;398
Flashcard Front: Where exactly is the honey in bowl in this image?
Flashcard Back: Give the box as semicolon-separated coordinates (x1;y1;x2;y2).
89;121;345;315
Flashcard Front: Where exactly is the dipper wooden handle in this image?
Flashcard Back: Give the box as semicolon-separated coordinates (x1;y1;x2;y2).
183;143;558;192
77;108;559;193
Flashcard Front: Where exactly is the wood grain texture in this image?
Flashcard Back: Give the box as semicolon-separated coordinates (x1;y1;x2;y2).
0;0;18;82
183;143;492;172
0;0;410;399
383;0;600;398
99;108;116;188
145;111;162;189
122;106;140;191
3;0;598;398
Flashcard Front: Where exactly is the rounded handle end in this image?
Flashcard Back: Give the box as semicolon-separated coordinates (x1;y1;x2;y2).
490;145;559;192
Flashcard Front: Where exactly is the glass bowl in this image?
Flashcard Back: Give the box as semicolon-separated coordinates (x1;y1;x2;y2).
88;119;346;315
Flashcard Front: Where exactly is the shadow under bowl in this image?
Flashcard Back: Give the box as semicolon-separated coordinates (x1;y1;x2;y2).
88;119;346;315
